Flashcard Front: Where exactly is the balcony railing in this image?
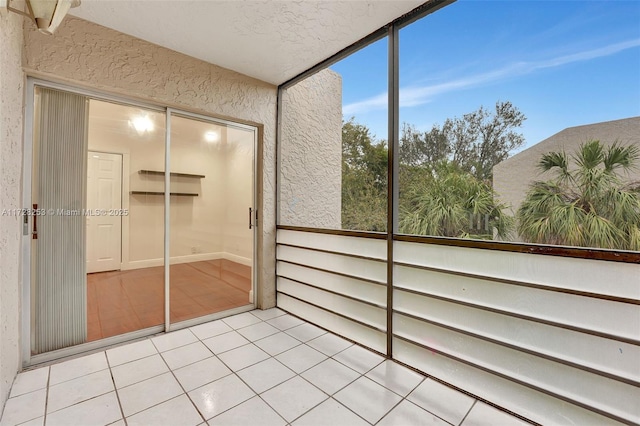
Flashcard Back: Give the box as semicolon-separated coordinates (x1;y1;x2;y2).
275;225;640;426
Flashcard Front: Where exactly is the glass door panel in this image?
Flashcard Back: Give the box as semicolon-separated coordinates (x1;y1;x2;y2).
168;113;255;324
30;87;167;355
29;83;256;357
85;99;167;341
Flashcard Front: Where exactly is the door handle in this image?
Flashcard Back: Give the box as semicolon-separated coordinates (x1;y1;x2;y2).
249;207;257;229
32;203;38;239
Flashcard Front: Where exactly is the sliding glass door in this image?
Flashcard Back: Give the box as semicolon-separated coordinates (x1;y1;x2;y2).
168;113;255;326
26;81;256;360
86;99;167;342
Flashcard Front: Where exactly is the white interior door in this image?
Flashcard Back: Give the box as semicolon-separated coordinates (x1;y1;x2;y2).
86;151;122;273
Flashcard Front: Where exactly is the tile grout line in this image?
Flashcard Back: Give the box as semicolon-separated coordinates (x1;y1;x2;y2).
239;321;363;424
192;314;288;424
45;390;121;417
358;371;438;425
158;341;217;371
390;382;460;426
211;312;323;423
291;332;431;425
45;365;116;413
293;369;374;425
256;359;328;426
42;366;51;425
110;354;166;391
364;363;426;400
106;341;158;367
23;309;470;426
302;359;361;397
328;363;397;425
15;311;414;426
371;391;405;425
253;331;305;356
109;340;174;418
105;352;129;426
154;342;208;426
372;366;460;425
110;366;193;420
458;398;478;426
217;355;289;424
103;323;314;422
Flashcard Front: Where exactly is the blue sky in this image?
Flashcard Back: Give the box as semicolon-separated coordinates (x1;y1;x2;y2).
330;0;640;150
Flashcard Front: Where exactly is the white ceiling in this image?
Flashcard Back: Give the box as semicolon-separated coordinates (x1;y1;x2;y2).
70;0;425;85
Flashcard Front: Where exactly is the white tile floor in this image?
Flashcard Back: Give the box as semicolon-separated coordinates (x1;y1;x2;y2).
0;309;530;426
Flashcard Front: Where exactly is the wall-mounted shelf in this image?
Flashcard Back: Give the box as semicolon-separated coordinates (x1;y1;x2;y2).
138;170;205;179
130;191;198;197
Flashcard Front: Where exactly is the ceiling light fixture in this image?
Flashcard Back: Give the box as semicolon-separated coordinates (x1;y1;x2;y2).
204;131;220;143
130;116;154;134
5;0;80;34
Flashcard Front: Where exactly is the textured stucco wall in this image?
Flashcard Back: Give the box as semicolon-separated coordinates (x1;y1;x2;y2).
0;9;24;415
280;70;342;228
494;117;640;219
23;16;278;309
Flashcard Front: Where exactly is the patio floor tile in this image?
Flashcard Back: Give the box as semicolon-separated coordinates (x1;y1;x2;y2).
260;376;327;423
0;309;530;426
334;376;402;424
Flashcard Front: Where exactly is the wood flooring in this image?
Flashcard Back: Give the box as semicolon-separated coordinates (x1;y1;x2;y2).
86;259;251;341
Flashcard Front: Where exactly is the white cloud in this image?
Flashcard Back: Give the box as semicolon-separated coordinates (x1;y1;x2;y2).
342;39;640;116
342;93;387;117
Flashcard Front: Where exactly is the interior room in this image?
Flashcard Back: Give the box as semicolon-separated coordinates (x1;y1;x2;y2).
31;92;255;346
85;99;255;341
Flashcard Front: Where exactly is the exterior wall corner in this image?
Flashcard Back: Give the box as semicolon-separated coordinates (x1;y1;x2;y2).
0;7;25;413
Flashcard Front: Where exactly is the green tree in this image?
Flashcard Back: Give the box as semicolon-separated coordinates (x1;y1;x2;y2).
399;101;526;181
341;118;387;231
399;161;513;239
340;114;515;236
517;140;640;250
399;122;450;167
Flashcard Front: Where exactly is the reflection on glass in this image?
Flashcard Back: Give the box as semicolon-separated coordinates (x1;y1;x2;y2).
397;1;640;251
86;100;166;340
169;115;254;324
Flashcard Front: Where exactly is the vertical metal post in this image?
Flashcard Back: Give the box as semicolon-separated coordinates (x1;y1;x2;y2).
164;110;171;331
275;84;284;310
387;23;400;358
22;79;36;365
252;127;259;308
276;86;283;226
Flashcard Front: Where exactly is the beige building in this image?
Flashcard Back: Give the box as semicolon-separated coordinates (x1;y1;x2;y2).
494;116;640;217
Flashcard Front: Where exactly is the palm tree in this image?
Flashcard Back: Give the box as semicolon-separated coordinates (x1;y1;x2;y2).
517;140;640;250
399;161;513;239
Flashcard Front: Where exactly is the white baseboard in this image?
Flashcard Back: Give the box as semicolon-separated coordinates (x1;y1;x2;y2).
223;253;252;267
122;252;251;270
122;252;223;270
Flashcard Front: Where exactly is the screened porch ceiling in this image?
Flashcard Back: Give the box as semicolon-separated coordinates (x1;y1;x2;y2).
70;0;426;85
